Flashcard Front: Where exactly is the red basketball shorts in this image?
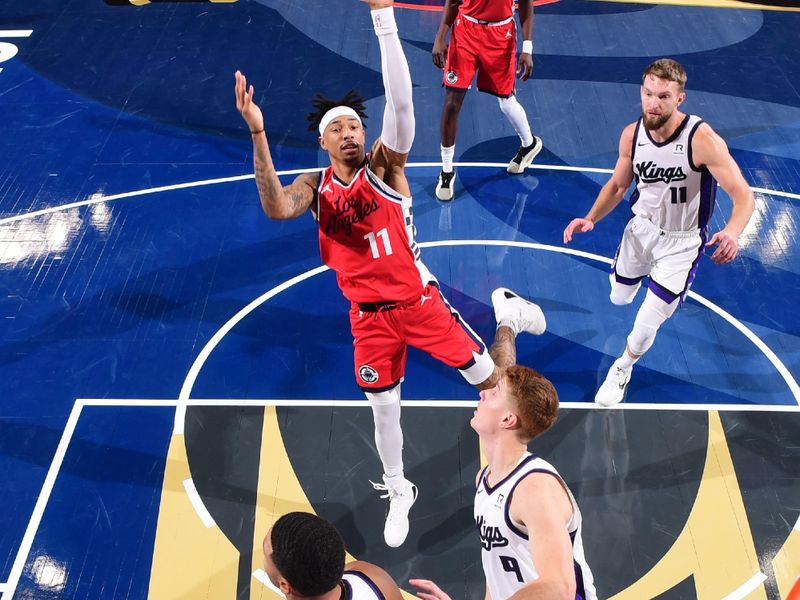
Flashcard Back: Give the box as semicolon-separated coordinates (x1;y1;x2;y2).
348;282;495;391
443;15;516;98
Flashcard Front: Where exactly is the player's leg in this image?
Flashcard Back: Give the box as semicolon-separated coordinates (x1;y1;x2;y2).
349;307;416;547
595;289;678;406
437;18;476;202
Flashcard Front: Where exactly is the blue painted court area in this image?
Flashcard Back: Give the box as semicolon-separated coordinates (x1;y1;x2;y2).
0;0;798;598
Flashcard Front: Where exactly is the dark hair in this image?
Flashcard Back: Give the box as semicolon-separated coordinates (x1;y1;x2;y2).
642;58;687;93
504;365;559;442
270;512;345;596
307;89;368;132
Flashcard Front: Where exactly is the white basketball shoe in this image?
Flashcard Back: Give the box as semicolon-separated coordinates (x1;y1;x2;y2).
595;360;632;407
491;287;546;335
371;475;418;548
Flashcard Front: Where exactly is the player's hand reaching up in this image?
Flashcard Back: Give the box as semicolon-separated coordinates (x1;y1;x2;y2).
234;70;265;134
706;229;739;264
409;579;453;600
563;218;595;244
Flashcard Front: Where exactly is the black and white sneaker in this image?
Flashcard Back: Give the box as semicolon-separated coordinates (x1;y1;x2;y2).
507;136;543;174
435;170;456;201
491;287;546;336
595;360;632;407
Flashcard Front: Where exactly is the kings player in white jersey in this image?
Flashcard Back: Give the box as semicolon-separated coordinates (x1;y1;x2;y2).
563;59;755;406
411;292;596;600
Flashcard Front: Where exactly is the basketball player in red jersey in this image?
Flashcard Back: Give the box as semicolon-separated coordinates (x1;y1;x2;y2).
432;0;543;201
235;0;545;548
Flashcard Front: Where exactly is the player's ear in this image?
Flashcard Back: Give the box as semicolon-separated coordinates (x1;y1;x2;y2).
677;91;686;106
318;135;327;150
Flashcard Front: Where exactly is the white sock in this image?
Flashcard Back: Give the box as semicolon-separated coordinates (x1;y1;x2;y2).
616;351;638;370
441;144;455;173
498;95;533;147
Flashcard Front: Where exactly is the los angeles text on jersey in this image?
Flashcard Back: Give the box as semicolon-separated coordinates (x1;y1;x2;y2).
476;515;510;550
635;161;687;184
324;196;381;236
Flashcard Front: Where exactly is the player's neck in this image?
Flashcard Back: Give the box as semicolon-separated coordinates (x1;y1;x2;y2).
329;155;364;184
483;438;529;484
649;110;686;143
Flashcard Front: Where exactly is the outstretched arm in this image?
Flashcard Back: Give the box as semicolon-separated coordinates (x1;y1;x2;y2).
234;70;317;219
432;0;460;69
368;0;414;197
692;124;755;264
516;0;534;81
564;123;636;243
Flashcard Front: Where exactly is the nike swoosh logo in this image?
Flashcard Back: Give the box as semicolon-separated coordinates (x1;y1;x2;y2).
637;142;649;146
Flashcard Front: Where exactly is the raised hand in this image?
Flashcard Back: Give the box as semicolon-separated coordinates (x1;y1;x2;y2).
368;0;393;8
409;579;453;600
563;218;595;244
234;70;264;134
705;229;739;264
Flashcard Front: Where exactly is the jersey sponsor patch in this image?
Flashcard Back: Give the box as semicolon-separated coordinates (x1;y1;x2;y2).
358;365;379;384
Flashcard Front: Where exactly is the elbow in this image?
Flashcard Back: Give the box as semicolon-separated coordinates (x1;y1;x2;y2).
261;203;288;220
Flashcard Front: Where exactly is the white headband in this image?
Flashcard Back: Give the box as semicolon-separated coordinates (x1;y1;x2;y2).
318;106;362;135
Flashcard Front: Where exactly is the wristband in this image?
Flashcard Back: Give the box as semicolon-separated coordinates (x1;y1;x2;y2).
522;40;533;54
372;6;398;36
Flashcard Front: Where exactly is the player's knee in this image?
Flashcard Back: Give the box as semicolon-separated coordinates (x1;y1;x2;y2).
626;292;677;355
610;281;639;305
627;322;657;356
365;384;401;407
496;95;518;116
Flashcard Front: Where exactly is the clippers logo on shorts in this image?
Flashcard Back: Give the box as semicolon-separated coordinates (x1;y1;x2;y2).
635;161;687;184
445;70;458;85
476;515;509;550
358;365;379;384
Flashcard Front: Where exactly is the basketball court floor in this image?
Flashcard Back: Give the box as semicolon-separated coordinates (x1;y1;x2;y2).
1;0;799;598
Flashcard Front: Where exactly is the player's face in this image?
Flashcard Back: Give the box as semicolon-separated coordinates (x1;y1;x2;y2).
640;75;685;131
471;377;513;434
319;117;365;165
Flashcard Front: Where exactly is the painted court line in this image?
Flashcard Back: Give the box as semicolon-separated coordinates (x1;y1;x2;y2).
1;401;84;600
1;163;798;229
79;398;800;412
721;572;768;600
3;396;796;598
173;239;800;427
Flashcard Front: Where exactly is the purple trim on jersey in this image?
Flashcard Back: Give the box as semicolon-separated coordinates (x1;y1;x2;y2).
679;229;707;303
628;182;640;208
477;465;490;489
644;114;690;148
698;169;717;230
613;272;644;286
686;119;706;172
570;531;587;600
481;454;537;495
630;118;642;164
648;278;679;303
343;570;387;600
502;468;565;541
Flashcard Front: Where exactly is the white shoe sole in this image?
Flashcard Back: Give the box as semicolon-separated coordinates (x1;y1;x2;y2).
507;137;543;174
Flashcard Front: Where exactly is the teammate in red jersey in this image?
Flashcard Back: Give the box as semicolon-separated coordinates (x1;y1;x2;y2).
432;0;543;201
235;0;545;548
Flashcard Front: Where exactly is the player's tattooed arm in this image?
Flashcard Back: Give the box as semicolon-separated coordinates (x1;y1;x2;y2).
252;144;317;219
235;70;316;219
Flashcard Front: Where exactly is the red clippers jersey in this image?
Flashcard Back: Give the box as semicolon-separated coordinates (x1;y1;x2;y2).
316;160;432;304
459;0;515;22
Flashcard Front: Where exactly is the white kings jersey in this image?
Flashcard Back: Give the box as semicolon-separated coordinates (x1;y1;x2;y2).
630;114;718;232
341;571;384;600
475;453;596;600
